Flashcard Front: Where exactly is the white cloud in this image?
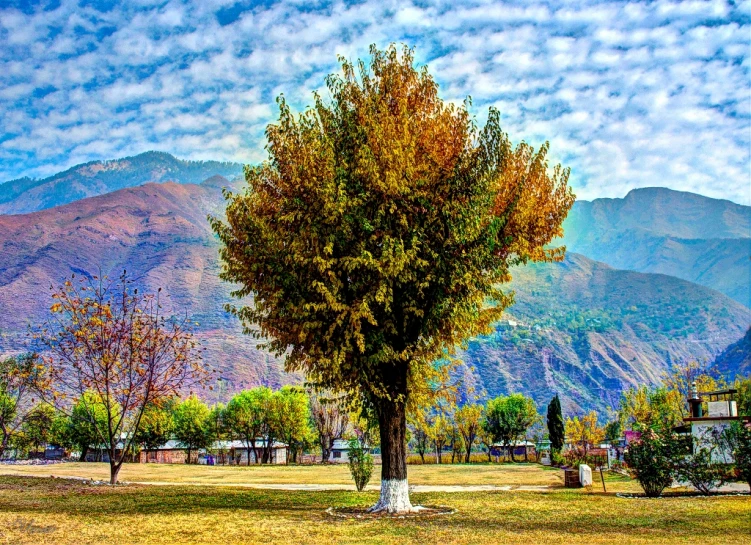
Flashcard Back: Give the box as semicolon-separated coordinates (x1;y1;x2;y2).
0;0;748;205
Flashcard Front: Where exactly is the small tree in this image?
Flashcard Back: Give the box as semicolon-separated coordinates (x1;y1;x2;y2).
310;392;349;463
173;395;211;464
429;413;451;464
619;386;683;432
675;446;727;495
206;403;228;463
604;420;622;445
456;403;483;463
225;388;271;465
66;393;109;462
724;422;751;491
408;410;430;464
566;411;604;460
735;377;751;417
448;423;464;463
134;403;174;462
624;428;679;497
484;394;538;462
0;354;48;459
546;395;565;456
274;386;312;464
19;404;56;456
38;272;205;483
347;437;374;492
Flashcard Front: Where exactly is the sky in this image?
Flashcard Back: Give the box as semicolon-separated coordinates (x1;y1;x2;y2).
1;0;749;205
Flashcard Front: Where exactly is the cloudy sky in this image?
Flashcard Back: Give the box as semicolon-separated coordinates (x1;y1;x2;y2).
1;0;749;204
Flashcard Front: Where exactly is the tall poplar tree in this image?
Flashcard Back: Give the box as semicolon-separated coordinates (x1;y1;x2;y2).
547;395;565;453
211;44;574;512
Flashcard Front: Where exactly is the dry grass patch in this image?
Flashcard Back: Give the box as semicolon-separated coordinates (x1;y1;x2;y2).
0;461;564;487
1;476;749;545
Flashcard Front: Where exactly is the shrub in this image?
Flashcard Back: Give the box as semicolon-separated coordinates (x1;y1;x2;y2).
724;422;751;491
347;438;374;492
551;449;565;467
624;429;678;497
674;447;728;495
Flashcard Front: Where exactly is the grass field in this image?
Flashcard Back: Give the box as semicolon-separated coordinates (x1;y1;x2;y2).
1;465;749;545
0;461;565;487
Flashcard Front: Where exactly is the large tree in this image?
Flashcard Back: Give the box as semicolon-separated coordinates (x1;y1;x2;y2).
211;45;573;512
38;272;205;483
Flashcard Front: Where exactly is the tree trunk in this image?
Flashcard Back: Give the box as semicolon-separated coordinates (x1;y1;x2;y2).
509;442;517;463
369;396;416;513
247;447;251;466
79;444;89;462
109;460;122;485
0;433;9;460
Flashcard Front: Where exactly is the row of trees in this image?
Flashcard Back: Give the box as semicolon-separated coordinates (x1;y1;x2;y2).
0;383;357;467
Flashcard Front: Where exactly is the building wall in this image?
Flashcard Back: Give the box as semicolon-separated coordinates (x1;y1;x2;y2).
691;421;735;463
139;449;193;464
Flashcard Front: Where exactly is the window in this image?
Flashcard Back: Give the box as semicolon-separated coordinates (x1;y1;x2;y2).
333;451;341;459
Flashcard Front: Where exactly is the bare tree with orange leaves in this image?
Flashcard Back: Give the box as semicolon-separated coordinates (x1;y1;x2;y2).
37;271;206;484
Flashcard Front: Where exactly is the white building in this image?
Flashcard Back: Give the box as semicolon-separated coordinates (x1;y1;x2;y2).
684;385;746;463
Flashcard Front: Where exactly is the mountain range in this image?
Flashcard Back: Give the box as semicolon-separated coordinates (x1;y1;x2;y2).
0;151;243;215
560;188;751;307
0;152;749;416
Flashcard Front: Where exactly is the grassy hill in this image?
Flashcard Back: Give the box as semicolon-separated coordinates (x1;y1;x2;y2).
560;187;751;307
0;151;243;215
1;181;748;412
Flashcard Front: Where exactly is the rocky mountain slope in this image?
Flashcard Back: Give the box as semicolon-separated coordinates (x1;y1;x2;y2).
1;179;748;414
560;187;751;307
0;151;243;215
462;254;750;414
713;328;751;380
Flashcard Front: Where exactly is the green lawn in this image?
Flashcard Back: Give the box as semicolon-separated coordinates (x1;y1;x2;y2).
1;475;749;545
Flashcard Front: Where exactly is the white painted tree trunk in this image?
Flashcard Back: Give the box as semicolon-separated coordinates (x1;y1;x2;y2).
368;479;423;513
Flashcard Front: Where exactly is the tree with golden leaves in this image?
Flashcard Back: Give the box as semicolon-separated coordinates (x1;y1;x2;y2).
37;272;206;484
565;411;604;458
211;44;574;512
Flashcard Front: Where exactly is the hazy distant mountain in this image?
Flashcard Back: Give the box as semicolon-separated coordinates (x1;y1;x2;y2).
1;180;748;413
560;187;751;307
0;151;244;215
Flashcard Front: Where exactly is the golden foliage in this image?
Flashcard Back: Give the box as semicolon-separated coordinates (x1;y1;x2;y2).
211;44;574;406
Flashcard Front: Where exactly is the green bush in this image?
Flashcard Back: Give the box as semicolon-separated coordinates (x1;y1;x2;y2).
347;438;374;492
624;429;678;497
551;449;565;467
674;447;728;495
